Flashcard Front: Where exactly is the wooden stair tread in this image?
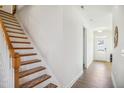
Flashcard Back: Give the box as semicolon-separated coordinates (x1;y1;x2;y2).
9;35;28;39
0;14;16;21
0;10;14;19
11;41;31;44
20;74;51;88
0;10;13;17
19;66;46;78
19;53;37;57
0;11;58;88
13;47;34;50
44;83;58;88
2;18;18;24
7;30;25;35
1;17;18;24
4;21;20;27
5;25;23;31
0;13;15;18
21;59;41;65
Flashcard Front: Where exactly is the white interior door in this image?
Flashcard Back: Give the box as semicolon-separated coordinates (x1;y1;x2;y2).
94;38;108;61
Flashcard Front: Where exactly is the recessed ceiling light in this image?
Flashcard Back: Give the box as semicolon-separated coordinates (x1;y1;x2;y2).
98;30;103;32
96;36;107;38
89;19;93;22
81;5;84;9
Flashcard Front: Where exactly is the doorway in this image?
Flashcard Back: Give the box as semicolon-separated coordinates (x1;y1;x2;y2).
83;27;87;69
94;37;107;61
94;30;113;62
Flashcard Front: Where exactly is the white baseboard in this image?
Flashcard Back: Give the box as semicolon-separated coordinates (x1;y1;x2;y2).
111;72;117;88
65;71;83;88
86;60;93;68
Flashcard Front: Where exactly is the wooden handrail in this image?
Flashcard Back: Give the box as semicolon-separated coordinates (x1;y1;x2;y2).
0;17;20;88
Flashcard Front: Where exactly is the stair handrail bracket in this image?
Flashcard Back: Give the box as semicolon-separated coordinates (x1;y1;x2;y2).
0;17;20;88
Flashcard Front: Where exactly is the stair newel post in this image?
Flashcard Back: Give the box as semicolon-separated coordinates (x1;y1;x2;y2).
14;53;21;88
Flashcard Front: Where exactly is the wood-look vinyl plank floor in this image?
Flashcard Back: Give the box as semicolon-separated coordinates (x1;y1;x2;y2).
72;61;114;88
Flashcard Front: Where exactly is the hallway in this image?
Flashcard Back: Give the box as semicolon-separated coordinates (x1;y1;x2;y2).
72;61;113;88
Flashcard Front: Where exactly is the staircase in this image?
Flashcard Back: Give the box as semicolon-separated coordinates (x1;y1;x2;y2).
0;10;58;88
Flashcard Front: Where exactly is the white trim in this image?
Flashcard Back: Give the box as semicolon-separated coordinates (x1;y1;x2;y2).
65;71;83;88
86;60;93;68
86;61;91;68
111;72;117;88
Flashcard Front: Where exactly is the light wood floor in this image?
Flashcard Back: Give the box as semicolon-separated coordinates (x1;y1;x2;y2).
72;61;114;88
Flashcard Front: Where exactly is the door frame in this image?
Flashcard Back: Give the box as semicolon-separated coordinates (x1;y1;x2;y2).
94;35;108;62
83;26;87;69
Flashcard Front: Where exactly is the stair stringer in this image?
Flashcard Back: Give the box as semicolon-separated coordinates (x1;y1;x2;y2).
15;15;62;88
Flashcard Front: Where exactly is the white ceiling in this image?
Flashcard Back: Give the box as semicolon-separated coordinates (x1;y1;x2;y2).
81;5;113;31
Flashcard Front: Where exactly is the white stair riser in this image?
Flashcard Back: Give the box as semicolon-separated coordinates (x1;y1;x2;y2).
15;49;36;54
0;15;16;20
3;20;19;26
0;13;14;19
10;37;29;42
19;70;47;85
20;62;44;71
34;77;53;88
12;43;32;48
4;24;20;29
8;33;26;37
20;56;39;61
6;28;23;33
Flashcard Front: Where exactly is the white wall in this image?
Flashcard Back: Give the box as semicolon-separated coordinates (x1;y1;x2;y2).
112;6;124;87
0;26;14;88
16;5;83;87
62;6;83;87
81;8;94;68
86;29;94;67
94;30;113;62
